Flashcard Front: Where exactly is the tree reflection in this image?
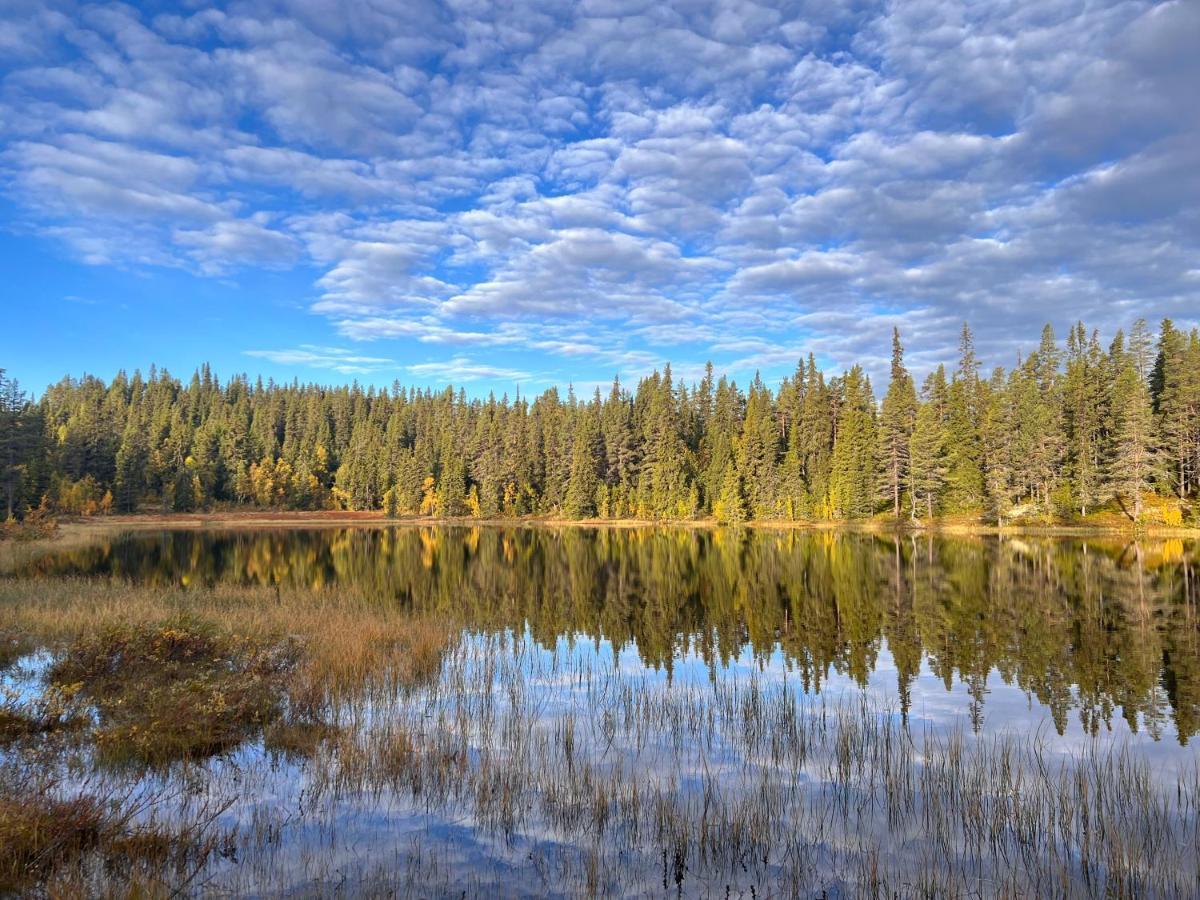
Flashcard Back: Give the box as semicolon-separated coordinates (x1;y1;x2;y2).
19;527;1200;741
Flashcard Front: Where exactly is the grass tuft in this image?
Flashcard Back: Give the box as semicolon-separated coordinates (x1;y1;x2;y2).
48;615;299;766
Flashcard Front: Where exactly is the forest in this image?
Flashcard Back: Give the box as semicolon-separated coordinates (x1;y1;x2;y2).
1;319;1198;525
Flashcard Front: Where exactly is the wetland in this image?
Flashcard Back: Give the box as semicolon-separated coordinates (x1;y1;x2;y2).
2;525;1199;897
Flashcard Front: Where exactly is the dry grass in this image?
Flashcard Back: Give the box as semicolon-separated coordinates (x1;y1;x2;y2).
0;770;222;897
0;577;453;893
0;577;453;698
48;616;298;766
0;580;452;768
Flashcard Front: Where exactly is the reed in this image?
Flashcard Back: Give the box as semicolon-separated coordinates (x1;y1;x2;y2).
0;576;1197;896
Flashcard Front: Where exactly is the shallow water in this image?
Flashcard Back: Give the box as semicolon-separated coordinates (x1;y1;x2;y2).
7;527;1200;896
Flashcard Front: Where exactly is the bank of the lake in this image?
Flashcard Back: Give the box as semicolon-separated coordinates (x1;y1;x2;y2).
20;507;1200;533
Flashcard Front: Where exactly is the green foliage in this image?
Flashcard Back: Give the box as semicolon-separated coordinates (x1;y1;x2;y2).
713;461;746;524
878;329;917;517
828;366;877;519
0;370;42;520
909;369;948;520
9;319;1200;524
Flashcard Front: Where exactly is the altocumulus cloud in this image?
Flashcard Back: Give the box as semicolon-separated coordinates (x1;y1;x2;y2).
244;346;395;375
1;0;1197;386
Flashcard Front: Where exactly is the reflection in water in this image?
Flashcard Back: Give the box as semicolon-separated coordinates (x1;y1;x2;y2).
20;526;1200;744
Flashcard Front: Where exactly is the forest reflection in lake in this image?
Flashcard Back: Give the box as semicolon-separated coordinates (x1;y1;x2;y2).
21;526;1200;745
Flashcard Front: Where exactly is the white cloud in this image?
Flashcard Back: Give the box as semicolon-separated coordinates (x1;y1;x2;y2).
243;345;395;374
0;0;1196;386
405;356;531;383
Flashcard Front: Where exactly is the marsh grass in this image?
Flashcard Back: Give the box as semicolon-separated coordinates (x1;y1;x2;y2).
0;767;227;897
0;681;87;747
48;616;300;766
0;577;454;894
300;633;1200;897
1;575;1198;896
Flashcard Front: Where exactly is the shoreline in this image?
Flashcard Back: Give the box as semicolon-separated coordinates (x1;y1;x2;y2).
29;510;1200;540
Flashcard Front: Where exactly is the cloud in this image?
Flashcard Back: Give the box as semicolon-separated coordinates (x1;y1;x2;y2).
405;356;531;383
243;345;395;374
175;218;299;272
0;0;1196;387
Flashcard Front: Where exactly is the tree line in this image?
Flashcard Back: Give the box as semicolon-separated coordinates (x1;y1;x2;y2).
2;318;1198;524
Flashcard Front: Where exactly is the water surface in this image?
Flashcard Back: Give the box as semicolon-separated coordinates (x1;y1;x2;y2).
8;526;1200;896
21;526;1200;744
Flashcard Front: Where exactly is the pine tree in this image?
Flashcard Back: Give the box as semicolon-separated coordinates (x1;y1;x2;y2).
436;439;468;516
563;405;600;518
1152;319;1198;499
335;420;386;510
944;324;985;512
797;356;833;516
713;460;746;524
635;368;692;518
1063;324;1105;516
0;371;39;519
113;408;148;513
738;373;779;518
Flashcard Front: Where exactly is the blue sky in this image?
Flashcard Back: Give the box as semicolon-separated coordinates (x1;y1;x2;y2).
2;0;1197;397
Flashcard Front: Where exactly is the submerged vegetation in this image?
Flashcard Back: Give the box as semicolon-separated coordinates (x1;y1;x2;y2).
3;317;1200;527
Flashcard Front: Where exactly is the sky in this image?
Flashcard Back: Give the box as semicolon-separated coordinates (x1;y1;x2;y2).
1;0;1197;397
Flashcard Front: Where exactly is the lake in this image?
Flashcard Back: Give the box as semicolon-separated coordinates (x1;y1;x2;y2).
3;526;1199;896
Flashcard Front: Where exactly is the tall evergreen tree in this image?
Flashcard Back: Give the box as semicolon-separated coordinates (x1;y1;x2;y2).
0;371;40;519
828;366;877;519
563;402;601;518
877;328;917;517
944;324;985;511
909;368;949;520
1108;353;1157;521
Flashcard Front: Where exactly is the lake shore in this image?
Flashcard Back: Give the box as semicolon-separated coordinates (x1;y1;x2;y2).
17;509;1200;542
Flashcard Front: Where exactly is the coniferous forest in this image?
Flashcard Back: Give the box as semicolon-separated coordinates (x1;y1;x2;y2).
2;319;1198;526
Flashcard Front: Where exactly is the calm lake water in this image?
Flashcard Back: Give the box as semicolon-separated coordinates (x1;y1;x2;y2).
21;526;1200;745
9;526;1200;896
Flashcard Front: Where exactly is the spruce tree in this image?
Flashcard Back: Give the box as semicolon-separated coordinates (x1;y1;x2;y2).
828;366;877;519
1064;324;1105;516
563;406;600;518
113;409;147;513
1108;356;1156;521
737;373;779;518
1152;319;1198;499
0;371;39;519
877;328;917;517
909;370;949;520
944;324;985;512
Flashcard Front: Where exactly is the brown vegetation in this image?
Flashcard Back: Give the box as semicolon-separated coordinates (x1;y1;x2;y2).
0;770;220;896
